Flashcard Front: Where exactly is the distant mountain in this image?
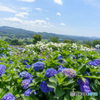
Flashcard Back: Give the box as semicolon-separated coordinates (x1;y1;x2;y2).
0;26;99;41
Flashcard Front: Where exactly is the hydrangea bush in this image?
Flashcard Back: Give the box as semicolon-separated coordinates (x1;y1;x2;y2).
0;40;100;100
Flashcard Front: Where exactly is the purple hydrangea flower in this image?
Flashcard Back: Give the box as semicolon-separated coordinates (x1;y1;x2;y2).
21;79;32;89
1;93;15;100
23;60;28;65
25;65;31;68
17;47;24;51
57;67;67;73
33;61;44;71
80;85;91;93
77;78;91;93
62;68;76;78
24;88;32;96
77;78;89;86
40;81;54;93
34;91;37;95
45;68;57;78
0;65;6;76
19;71;33;79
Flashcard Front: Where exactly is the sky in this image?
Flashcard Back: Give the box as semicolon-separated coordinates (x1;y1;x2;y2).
0;0;100;37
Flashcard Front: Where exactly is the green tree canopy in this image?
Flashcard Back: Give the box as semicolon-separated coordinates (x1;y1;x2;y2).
93;40;100;47
33;34;42;44
50;36;59;43
63;39;73;43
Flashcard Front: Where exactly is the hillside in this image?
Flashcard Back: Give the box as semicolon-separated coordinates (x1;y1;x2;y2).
0;26;100;41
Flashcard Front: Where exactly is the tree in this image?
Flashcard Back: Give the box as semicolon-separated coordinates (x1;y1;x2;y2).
33;34;42;44
10;39;19;45
93;40;100;47
83;40;92;47
50;36;59;43
63;39;73;43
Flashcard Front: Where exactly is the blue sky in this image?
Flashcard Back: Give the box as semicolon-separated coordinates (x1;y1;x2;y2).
0;0;100;37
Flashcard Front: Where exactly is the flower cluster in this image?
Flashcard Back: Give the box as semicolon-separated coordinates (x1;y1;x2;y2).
57;67;67;73
0;65;6;76
62;68;76;78
23;60;28;65
84;71;90;76
88;59;100;66
21;79;32;89
24;88;32;96
9;61;13;64
33;61;44;71
72;55;76;59
39;58;45;61
77;78;91;93
1;93;15;100
25;65;31;68
57;55;63;62
19;71;33;79
45;68;57;78
40;81;54;93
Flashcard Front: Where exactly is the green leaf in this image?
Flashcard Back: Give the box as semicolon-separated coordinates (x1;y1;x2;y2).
76;96;83;100
84;76;100;79
32;77;41;84
47;82;57;89
55;86;65;98
49;76;57;83
63;80;75;86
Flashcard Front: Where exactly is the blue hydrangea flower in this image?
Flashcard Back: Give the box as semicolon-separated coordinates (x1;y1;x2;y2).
57;55;63;62
83;71;90;76
21;79;32;89
62;68;76;78
24;88;32;96
39;58;45;61
19;71;33;79
45;68;57;78
88;59;100;66
9;61;13;64
0;65;6;76
58;65;62;68
40;81;54;93
72;55;76;59
33;61;44;71
23;60;28;65
25;65;31;68
1;93;15;100
57;67;67;73
80;85;91;93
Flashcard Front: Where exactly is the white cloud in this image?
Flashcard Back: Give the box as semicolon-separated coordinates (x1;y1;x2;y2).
46;18;49;20
61;23;65;26
0;5;16;13
4;17;23;23
21;7;31;11
15;12;29;18
54;0;62;5
56;12;61;16
18;0;35;2
35;8;42;11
